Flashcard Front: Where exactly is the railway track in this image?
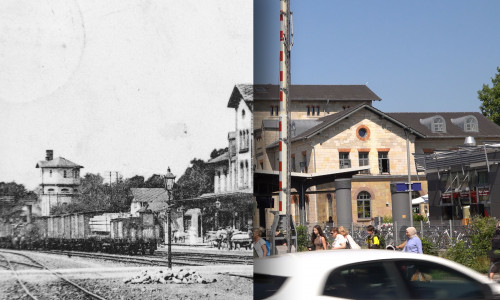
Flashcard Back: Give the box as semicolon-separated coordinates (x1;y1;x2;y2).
38;249;253;266
0;249;108;300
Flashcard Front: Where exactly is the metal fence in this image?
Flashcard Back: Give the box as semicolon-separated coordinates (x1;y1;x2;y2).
323;220;472;250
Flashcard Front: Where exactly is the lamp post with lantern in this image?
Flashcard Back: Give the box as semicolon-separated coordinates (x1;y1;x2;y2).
164;167;176;269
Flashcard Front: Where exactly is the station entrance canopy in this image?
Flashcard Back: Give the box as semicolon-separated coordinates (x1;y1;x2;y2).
254;166;369;225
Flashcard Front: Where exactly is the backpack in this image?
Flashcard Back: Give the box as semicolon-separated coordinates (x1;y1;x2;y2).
345;239;351;249
265;240;271;256
376;233;386;249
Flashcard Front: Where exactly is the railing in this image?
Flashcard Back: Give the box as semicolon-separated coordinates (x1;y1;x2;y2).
323;220;472;250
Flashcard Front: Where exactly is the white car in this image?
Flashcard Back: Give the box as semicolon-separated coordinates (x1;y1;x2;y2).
254;250;500;300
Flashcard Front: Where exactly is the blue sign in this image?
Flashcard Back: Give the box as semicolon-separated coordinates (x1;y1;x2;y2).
396;182;421;192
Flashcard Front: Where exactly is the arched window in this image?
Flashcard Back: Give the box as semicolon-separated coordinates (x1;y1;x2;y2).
465;117;478;132
432;117;445;133
242;109;245;118
48;188;54;193
357;191;371;218
244;161;249;187
63;170;67;178
61;188;69;193
49;170;52;177
246;130;250;149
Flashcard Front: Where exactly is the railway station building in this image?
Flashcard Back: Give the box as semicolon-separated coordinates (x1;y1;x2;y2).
167;84;253;244
251;84;500;233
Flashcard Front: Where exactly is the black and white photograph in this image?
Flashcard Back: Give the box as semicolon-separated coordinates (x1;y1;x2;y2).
0;1;253;299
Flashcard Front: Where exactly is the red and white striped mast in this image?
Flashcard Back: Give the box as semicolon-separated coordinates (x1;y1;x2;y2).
279;0;292;252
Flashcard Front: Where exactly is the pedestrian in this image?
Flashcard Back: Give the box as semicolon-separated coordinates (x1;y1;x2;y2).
330;227;347;250
365;225;381;249
400;227;423;254
226;226;234;250
308;225;327;251
489;221;500;280
339;226;360;249
253;228;268;258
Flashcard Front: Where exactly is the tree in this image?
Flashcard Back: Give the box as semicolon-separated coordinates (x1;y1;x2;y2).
478;67;500;126
126;175;145;188
174;158;214;200
210;147;228;159
144;174;165;188
0;181;36;202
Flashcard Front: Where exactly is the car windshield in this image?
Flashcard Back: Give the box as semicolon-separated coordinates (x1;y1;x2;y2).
254;273;289;300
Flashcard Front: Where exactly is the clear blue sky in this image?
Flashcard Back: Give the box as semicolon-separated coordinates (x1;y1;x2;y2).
254;0;500;113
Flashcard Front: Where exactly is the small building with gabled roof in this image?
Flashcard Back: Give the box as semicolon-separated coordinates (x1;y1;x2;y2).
130;188;169;216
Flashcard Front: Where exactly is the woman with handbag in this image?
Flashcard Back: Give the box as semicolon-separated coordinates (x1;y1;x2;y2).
339;226;361;249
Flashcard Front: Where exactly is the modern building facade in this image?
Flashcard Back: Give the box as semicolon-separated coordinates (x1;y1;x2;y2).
36;150;83;216
416;144;500;221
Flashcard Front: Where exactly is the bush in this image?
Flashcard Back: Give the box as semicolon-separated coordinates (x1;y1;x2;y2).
444;215;497;273
413;213;428;222
421;236;438;256
383;216;393;223
296;225;309;252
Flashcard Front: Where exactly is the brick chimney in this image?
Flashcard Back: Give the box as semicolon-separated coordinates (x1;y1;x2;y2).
46;150;53;161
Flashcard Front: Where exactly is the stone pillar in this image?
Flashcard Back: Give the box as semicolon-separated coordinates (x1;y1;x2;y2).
335;178;352;227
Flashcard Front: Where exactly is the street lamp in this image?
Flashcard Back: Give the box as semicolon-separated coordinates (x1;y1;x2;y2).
164;167;176;269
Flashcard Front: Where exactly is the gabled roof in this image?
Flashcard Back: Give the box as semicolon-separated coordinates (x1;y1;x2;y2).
387;112;500;138
266;104;426;149
253;84;381;101
36;157;83;169
131;188;169;203
228;84;253;111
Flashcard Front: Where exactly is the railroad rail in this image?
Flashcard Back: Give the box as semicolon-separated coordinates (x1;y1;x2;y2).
0;249;108;300
39;249;252;266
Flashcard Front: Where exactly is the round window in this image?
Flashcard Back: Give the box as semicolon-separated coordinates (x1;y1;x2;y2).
358;128;367;138
356;125;370;141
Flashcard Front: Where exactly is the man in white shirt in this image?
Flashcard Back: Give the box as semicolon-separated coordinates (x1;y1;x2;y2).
330;227;346;250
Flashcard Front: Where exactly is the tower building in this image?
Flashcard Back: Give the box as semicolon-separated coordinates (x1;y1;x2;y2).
36;150;83;216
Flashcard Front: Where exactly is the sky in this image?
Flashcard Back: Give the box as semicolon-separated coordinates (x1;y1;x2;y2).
254;0;500;113
0;0;252;189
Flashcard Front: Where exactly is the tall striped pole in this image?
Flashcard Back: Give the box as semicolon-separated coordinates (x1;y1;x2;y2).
280;0;292;252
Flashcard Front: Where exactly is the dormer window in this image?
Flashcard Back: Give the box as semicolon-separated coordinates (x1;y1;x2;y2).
420;115;447;133
451;115;479;133
465;117;478;132
432;117;445;133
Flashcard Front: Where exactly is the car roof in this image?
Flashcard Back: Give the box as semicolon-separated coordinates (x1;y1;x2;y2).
254;250;487;282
